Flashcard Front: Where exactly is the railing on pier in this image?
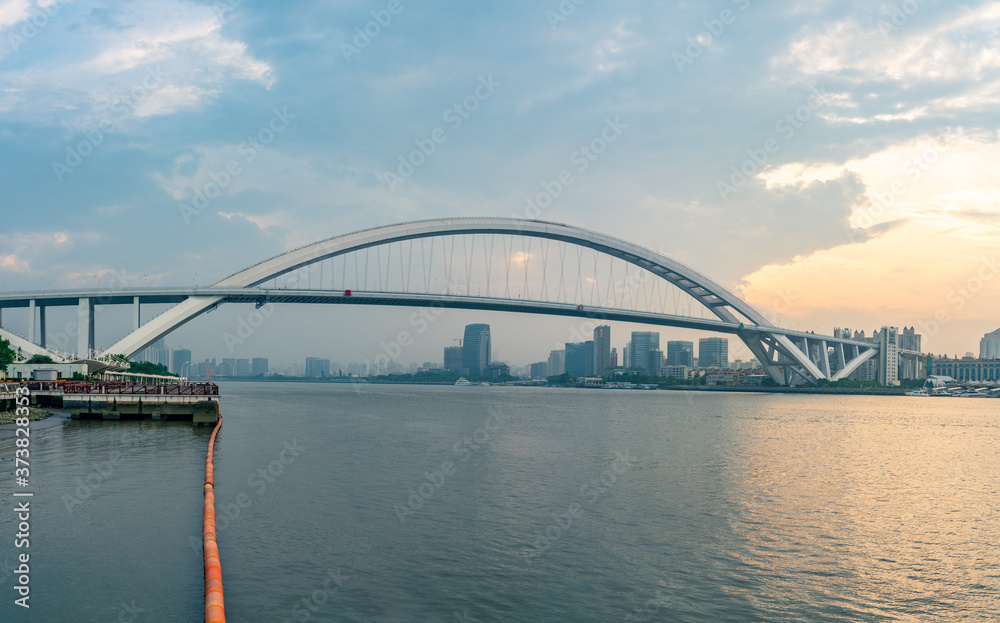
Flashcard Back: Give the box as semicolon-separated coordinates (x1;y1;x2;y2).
25;381;219;396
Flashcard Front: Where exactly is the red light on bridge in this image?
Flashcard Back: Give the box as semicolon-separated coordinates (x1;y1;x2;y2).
345;289;352;296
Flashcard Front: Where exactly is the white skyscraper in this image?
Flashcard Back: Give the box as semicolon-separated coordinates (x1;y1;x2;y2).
878;326;899;386
980;329;1000;360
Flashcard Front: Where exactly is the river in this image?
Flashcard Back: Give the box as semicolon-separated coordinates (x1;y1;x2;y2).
1;383;997;621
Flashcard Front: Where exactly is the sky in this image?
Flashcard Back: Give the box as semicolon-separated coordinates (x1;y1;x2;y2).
1;0;998;369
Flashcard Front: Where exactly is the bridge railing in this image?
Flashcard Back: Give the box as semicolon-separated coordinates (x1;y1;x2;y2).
25;381;220;396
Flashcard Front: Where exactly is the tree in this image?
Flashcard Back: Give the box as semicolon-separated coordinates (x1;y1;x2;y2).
546;373;574;385
0;338;14;373
26;354;54;364
128;362;176;377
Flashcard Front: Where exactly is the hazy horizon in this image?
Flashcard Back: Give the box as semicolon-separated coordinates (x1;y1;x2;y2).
2;1;998;365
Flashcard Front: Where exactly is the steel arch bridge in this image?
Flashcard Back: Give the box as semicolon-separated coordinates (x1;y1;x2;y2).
0;218;879;386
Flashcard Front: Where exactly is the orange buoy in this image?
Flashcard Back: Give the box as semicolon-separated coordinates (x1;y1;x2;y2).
203;414;225;623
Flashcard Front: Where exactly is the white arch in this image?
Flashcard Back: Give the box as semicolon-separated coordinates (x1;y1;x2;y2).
214;218;773;326
98;218;865;385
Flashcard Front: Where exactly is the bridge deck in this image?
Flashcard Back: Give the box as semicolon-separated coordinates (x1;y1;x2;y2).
0;287;880;350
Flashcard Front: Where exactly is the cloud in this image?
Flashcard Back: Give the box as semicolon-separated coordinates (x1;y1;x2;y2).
0;0;272;126
0;0;32;30
775;2;1000;122
0;254;30;272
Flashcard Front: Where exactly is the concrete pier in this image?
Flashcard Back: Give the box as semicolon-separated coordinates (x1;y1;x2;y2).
21;381;221;424
0;382;20;412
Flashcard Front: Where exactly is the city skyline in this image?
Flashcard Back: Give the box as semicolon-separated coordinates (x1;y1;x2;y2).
1;3;998;362
170;322;1000;380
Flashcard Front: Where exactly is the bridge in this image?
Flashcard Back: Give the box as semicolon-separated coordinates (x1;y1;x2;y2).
0;218;884;386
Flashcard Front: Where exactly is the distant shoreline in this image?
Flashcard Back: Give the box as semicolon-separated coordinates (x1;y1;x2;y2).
211;377;926;395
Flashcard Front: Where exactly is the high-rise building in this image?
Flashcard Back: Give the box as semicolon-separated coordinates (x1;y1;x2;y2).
443;346;464;372
848;330;877;382
981;328;1000;359
666;341;694;367
219;358;236;377
462;324;491;376
610;347;618;369
171;348;192;376
877;327;899;386
530;362;548;379
236;358;251;376
548;349;565;376
252;357;269;376
629;331;660;373
593;325;611;375
305;357;331;378
650;349;664;375
698;337;729;368
565;342;587;378
139;338;170;367
899;326;922;352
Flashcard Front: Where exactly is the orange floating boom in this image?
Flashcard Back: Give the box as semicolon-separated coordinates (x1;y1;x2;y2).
204;415;226;623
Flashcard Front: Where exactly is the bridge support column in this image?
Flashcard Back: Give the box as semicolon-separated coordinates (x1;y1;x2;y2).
77;298;95;358
133;296;140;331
39;306;46;349
740;331;857;387
28;300;36;344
